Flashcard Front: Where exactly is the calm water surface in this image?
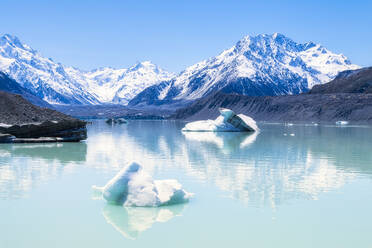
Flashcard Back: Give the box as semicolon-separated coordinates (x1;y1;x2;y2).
0;120;371;247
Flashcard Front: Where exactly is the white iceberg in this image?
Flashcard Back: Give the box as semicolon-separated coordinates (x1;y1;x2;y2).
182;108;258;132
93;162;193;207
336;121;349;125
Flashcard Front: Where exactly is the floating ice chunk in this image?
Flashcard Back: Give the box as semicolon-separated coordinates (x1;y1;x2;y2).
182;108;258;132
336;121;349;125
0;123;12;128
93;162;193;207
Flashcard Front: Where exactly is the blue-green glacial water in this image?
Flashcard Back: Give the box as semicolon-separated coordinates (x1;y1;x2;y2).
0;120;371;247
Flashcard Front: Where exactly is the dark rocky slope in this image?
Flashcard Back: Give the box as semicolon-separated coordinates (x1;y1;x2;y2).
310;67;372;94
170;92;372;123
0;91;87;142
171;67;372;123
170;67;372;123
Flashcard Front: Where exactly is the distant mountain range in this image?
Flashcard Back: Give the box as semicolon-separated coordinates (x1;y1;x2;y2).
0;34;174;105
129;33;359;107
0;33;359;106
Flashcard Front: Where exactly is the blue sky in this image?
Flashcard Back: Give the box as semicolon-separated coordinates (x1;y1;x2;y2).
1;0;371;72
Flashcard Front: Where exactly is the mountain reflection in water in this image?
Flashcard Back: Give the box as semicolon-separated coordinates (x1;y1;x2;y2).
1;120;372;208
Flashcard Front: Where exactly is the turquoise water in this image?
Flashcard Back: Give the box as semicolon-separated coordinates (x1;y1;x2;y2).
0;120;372;247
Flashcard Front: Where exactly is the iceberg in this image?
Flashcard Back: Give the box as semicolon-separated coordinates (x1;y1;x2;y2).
336;121;349;125
182;108;258;132
93;162;193;207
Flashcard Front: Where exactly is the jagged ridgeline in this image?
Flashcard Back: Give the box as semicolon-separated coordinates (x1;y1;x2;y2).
0;33;358;106
128;33;359;107
0;34;174;105
309;67;372;94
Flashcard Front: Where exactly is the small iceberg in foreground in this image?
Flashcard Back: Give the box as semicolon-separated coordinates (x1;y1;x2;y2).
182;108;259;132
93;162;193;207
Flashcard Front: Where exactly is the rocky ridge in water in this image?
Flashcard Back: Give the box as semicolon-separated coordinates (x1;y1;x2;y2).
0;91;87;143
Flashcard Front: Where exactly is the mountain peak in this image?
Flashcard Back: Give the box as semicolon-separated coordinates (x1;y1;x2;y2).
140;60;154;66
2;34;21;43
129;61;160;73
0;34;36;54
239;33;291;42
272;32;285;39
133;60;156;69
129;33;360;106
235;33;321;55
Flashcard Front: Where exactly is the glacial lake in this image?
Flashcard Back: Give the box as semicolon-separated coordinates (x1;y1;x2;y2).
1;120;372;247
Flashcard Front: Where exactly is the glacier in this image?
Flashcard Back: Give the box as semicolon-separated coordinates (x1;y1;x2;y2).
93;162;193;207
182;108;259;132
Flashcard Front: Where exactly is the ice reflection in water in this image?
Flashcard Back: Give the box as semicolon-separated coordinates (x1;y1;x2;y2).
0;121;372;244
2;121;371;207
103;204;186;240
182;131;258;153
93;121;371;208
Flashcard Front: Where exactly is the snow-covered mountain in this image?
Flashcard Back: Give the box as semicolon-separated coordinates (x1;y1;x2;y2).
65;61;174;105
129;33;360;107
0;34;174;105
0;33;360;107
0;71;51;107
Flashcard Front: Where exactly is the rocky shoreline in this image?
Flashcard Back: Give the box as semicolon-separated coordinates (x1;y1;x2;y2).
0;121;87;143
0;91;87;143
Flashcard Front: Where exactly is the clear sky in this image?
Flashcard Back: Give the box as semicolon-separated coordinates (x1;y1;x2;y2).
1;0;371;72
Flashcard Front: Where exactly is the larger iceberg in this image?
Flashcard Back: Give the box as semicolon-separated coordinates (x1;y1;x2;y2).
182;108;259;132
93;162;193;207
